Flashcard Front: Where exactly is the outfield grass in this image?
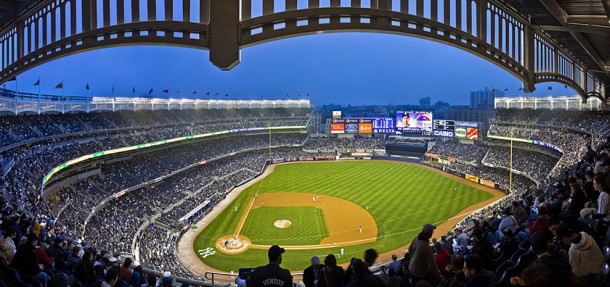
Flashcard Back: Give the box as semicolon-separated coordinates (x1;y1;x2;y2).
193;161;495;272
241;206;329;245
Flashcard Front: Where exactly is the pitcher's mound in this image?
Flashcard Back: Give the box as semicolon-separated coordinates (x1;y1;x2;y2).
216;235;252;254
274;219;292;229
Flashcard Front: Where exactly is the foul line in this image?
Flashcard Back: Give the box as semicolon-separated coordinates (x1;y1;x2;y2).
234;175;267;238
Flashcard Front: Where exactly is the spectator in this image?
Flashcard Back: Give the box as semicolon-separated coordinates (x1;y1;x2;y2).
408;224;446;285
119;257;134;281
317;254;344;287
463;254;495;287
247;245;292;287
10;233;48;287
345;259;382;287
303;256;323;287
510;232;572;287
555;222;603;277
0;226;17;263
102;268;119;287
433;242;451;279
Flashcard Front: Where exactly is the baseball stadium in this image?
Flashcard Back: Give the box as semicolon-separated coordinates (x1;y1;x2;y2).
1;1;610;287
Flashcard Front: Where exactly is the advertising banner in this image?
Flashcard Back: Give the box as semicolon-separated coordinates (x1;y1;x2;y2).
466;128;479;140
480;179;496;188
465;174;479;183
433;129;455;138
372;118;394;134
358;123;373;134
455;121;478;128
455;127;467;139
344;119;358;134
332;111;341;118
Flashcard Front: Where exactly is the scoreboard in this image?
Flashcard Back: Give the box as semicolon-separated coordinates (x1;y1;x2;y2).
432;120;479;140
433;120;455;130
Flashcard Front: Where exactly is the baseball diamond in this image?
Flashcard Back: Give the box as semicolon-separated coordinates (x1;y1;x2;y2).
179;160;505;272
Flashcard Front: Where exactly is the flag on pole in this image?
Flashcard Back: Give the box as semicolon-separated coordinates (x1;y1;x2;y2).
148;88;153;94
34;78;40;86
192;91;197;94
206;92;210;95
132;86;136;94
564;85;568;89
112;85;115;93
55;82;63;89
547;86;552;90
86;84;90;90
162;89;169;93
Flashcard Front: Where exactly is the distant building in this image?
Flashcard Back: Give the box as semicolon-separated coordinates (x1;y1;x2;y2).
445;106;497;134
470;87;504;108
419;96;431;106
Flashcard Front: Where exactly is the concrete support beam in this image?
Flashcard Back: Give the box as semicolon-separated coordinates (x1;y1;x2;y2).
209;0;240;70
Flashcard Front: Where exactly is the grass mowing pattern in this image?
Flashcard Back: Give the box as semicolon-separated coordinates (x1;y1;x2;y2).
241;206;329;245
193;161;494;272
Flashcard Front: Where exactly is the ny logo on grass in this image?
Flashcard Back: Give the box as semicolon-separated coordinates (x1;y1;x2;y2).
198;247;216;258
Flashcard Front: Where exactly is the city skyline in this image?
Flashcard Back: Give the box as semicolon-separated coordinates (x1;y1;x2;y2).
2;32;576;106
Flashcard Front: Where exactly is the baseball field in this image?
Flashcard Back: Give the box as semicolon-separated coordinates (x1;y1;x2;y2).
186;160;502;272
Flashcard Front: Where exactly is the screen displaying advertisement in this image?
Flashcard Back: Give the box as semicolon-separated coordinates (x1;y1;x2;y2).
396;111;432;135
332;111;341;118
358;121;373;134
344;119;358;134
466;128;479;140
372;118;394;134
330;119;345;134
455;127;467;139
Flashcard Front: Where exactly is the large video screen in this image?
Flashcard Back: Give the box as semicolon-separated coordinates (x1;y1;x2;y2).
372;118;394;134
396;111;433;135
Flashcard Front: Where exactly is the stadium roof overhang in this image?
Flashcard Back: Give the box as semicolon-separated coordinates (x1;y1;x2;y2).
0;0;35;30
505;0;610;85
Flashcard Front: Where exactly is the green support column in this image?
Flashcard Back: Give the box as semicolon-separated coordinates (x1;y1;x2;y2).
209;0;240;70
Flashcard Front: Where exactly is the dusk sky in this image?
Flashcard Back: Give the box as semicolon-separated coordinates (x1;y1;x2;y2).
3;32;576;106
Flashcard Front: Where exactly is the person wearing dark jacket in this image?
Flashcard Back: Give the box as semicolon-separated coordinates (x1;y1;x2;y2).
11;233;48;287
408;224;446;285
75;250;97;286
463;254;495;287
317;254;344;287
303;256;324;287
510;232;574;287
345;259;383;287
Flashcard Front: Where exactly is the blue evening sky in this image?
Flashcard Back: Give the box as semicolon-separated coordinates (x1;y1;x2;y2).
3;32;575;106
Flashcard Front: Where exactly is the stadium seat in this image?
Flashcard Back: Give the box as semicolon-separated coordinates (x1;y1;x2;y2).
0;258;33;287
604;245;610;262
600;263;609;282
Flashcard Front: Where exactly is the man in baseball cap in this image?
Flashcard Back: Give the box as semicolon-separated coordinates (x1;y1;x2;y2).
247;245;292;287
407;224;445;285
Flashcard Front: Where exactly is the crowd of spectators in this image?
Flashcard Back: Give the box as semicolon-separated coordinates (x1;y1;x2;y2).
428;140;489;163
483;146;559;184
303;136;386;151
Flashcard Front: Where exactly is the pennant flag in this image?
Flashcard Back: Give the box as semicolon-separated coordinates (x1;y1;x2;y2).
224;93;228;97
55;82;63;89
564;85;568;89
86;84;90;90
547;86;552;90
177;91;180;94
306;93;310;96
215;92;219;96
162;89;169;93
518;87;523;91
34;79;40;86
206;91;210;95
148;88;153;94
132;86;136;94
192;91;197;94
504;88;508;91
